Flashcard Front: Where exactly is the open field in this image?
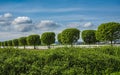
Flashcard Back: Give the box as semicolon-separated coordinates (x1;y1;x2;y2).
0;46;120;75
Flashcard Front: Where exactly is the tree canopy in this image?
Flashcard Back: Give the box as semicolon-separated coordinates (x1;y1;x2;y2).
4;41;8;47
27;34;41;49
82;30;98;44
7;40;13;46
1;42;4;47
41;32;55;48
19;37;27;49
57;33;62;44
96;22;120;45
61;28;80;46
12;39;19;48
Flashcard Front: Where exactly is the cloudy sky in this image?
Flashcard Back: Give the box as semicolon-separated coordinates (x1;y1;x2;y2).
0;0;120;41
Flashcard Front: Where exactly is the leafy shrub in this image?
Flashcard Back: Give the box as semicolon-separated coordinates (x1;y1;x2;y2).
0;46;120;75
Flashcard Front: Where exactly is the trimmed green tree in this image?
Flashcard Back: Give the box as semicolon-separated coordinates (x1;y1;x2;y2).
61;28;80;46
96;22;120;45
4;41;8;48
0;42;2;48
19;37;27;49
82;30;98;44
1;42;4;48
12;39;19;48
41;32;55;49
7;40;13;47
27;34;41;49
57;33;62;44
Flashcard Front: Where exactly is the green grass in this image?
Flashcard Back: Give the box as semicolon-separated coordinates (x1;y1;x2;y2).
0;46;120;75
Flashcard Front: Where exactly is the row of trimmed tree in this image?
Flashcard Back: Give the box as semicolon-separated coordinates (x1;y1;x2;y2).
57;22;120;46
0;22;120;49
0;32;55;49
57;28;97;46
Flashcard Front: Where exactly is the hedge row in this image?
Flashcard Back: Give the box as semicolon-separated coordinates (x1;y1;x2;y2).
0;46;120;75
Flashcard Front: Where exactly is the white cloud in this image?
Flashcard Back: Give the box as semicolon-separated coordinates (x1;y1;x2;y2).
66;22;97;31
4;13;12;18
83;22;94;28
36;20;60;31
12;16;32;25
0;15;61;32
0;13;12;18
0;13;12;26
0;13;13;32
13;24;33;32
12;16;33;32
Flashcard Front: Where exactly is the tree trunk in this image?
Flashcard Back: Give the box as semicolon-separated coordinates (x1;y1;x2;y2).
34;44;36;49
24;45;25;49
71;43;73;47
48;45;50;49
114;40;116;44
89;42;90;45
110;40;113;46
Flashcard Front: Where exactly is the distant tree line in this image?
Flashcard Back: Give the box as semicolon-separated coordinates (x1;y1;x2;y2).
0;22;120;49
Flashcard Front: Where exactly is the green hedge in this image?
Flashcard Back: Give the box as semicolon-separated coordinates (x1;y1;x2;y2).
0;46;120;75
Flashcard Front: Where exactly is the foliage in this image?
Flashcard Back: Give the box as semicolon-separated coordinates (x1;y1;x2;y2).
27;34;41;49
82;30;98;44
57;33;62;44
0;42;3;48
96;22;120;45
0;46;120;75
4;41;8;46
12;39;19;47
61;28;80;46
41;32;55;48
0;42;2;47
7;40;13;46
19;37;27;49
1;42;4;47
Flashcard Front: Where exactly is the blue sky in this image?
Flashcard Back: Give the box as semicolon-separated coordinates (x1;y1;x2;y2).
0;0;120;41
